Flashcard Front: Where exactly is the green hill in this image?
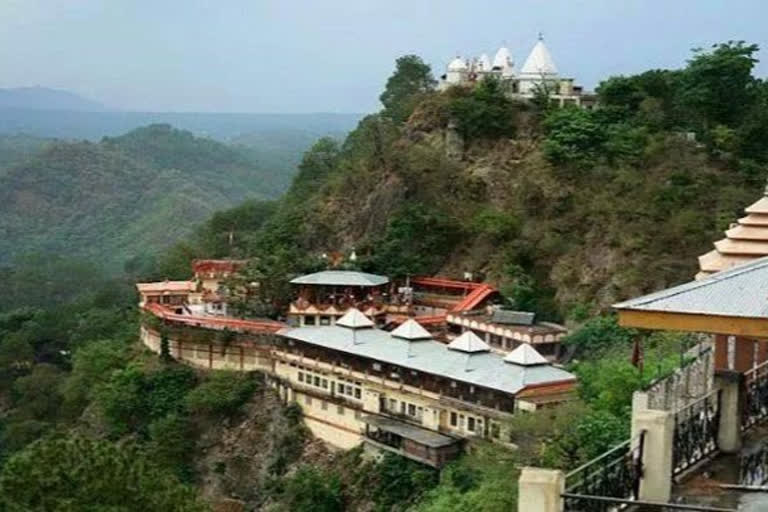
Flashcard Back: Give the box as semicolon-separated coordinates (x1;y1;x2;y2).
0;124;290;270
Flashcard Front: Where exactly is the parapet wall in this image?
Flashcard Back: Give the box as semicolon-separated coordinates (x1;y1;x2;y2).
140;326;273;373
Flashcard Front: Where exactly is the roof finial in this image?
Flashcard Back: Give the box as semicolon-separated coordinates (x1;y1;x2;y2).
538;31;544;41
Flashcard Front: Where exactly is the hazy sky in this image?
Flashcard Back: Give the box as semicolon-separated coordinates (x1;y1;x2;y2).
1;0;766;113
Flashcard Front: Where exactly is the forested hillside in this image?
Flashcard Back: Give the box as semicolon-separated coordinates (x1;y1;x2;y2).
165;43;768;320
0;124;294;270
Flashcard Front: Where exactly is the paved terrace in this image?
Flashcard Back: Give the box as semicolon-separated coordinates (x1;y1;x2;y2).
143;303;284;334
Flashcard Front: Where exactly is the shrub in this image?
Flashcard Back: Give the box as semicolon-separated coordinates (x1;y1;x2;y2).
184;371;256;417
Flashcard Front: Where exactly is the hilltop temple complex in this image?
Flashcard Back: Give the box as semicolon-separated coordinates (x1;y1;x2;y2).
438;35;596;108
137;261;574;466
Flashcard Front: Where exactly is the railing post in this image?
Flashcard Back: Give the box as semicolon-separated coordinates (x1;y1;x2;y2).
632;409;675;503
517;467;565;512
714;369;743;454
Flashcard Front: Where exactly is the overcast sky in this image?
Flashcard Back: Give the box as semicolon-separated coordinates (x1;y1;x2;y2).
1;0;766;113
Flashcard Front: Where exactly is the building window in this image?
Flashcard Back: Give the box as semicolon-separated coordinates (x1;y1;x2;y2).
337;405;345;416
298;372;304;382
372;362;382;371
320;316;331;325
468;417;476;432
354;388;361;399
470;385;475;394
304;316;316;326
322;379;328;389
314;376;320;387
450;412;457;427
408;404;416;417
389;399;397;412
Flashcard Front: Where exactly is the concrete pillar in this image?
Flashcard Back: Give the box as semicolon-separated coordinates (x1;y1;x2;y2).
633;409;675;503
518;467;565;512
715;370;743;454
630;391;650;440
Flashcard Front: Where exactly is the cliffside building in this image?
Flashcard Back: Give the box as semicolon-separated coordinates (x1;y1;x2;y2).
439;35;596;108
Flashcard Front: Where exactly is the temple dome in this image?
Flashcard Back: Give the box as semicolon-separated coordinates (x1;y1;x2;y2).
447;331;490;353
478;53;492;72
492;46;512;69
448;56;468;71
520;38;558;76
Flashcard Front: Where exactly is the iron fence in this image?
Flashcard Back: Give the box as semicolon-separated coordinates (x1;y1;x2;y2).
561;494;736;512
739;441;768;486
743;359;768;431
672;389;721;477
562;432;645;512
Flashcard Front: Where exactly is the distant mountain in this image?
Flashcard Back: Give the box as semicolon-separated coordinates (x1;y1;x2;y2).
0;108;361;141
0;124;289;270
0;86;107;112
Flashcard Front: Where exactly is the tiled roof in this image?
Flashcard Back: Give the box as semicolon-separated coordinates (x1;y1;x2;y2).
136;280;196;293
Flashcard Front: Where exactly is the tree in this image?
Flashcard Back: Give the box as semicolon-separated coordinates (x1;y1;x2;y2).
449;76;519;142
380;55;436;124
681;41;760;127
0;436;208;512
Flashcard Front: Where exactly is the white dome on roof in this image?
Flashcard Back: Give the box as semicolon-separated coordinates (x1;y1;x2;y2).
492;46;512;70
505;343;548;366
448;331;490;353
448;56;468;72
391;319;432;341
521;38;558;76
337;308;374;329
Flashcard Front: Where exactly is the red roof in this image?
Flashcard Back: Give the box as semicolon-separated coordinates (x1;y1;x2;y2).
193;259;247;274
143;303;283;334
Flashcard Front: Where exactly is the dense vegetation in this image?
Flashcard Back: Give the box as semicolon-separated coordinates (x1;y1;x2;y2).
0;124;296;270
1;41;767;510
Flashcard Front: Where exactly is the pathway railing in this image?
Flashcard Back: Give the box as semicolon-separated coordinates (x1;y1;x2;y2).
672;388;721;477
562;432;644;512
739;441;768;486
743;358;768;431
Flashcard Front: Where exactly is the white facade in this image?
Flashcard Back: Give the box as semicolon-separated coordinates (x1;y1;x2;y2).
438;36;593;108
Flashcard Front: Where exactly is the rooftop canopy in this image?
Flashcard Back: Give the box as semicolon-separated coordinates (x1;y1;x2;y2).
614;256;768;337
505;343;548;366
336;308;374;329
289;270;389;287
448;331;491;353
391;319;433;341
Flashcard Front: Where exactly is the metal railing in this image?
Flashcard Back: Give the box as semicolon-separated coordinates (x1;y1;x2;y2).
562;432;645;512
561;494;736;512
739;441;768;486
742;358;768;431
672;388;721;477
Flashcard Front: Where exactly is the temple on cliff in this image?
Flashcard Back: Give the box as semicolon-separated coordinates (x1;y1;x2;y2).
136;260;575;466
438;35;596;109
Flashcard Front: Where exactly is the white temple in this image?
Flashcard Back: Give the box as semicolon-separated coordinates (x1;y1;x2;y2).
439;35;594;108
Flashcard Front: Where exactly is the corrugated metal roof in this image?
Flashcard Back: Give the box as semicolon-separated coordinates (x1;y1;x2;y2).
614;255;768;318
361;415;458;447
491;309;536;326
289;270;389;287
277;325;575;395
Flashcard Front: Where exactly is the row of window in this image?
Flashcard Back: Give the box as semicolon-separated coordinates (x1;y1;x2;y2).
302;315;333;326
303;394;362;419
293;364;362;400
449;411;485;434
385;397;425;422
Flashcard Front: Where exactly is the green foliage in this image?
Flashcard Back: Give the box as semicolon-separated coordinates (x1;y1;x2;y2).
380;55;437;124
279;465;344;512
184;371;257;417
369;204;463;277
0;437;208;512
449;77;520;142
370;454;438;511
542;107;609;168
147;413;197;482
564;315;637;358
